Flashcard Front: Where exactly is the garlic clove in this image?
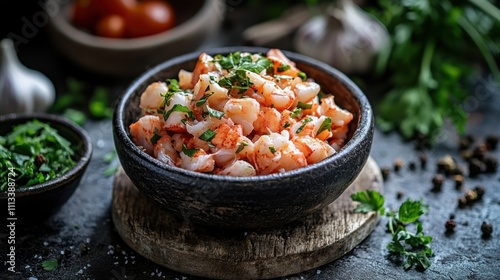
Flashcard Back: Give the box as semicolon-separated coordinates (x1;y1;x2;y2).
0;38;55;115
294;0;389;74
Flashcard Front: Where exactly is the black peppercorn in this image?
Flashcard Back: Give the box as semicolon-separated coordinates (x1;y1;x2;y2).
474;186;485;199
458;196;468;208
431;174;445;192
454;174;464;190
468;158;484;178
394;159;404;172
419;153;428;169
484;156;498;173
408;161;416;171
445;219;456;232
481;222;493;237
472;143;488;161
449;213;456;220
485;135;499;151
396;192;404;200
381;167;390;181
459;135;474;150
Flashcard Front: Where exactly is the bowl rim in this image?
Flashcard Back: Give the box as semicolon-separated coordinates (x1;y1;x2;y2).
114;46;373;183
48;0;222;50
0;112;93;196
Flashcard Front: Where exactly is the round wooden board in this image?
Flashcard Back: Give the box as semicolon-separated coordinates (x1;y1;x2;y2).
112;157;383;280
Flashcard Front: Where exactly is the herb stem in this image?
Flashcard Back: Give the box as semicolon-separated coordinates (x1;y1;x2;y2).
468;0;500;23
418;39;436;89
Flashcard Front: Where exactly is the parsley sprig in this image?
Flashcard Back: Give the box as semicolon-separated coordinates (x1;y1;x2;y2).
351;190;433;270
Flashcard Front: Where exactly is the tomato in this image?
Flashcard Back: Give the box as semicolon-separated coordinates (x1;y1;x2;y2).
95;14;127;38
98;0;136;18
71;0;100;30
126;1;176;38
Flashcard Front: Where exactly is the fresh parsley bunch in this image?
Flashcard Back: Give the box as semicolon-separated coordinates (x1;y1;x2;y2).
367;0;500;141
351;190;433;270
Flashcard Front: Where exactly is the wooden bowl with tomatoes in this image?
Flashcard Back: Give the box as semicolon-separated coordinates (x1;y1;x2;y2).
46;0;224;77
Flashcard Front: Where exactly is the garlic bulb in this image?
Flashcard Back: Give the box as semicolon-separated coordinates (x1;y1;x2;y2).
294;0;389;74
0;38;55;115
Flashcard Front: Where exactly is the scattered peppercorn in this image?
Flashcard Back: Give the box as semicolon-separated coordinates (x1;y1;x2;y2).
468;158;484;178
431;174;445;192
458;186;485;207
474;185;485;199
458;196;468;208
381;167;390;181
472;143;488;161
449;213;455;220
396;191;404;200
445;219;457;232
408;161;416;171
481;222;493;237
393;159;404;172
459;135;474;150
485;135;499;151
460;149;474;162
80;243;88;255
419;153;428;169
453;174;464;190
437;155;459;176
484;156;498;173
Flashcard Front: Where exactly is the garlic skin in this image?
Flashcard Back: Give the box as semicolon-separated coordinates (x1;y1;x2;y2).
294;0;389;74
0;38;55;115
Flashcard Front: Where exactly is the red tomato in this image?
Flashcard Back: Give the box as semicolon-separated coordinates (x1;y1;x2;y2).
95;14;127;38
71;0;100;30
127;1;176;38
98;0;136;18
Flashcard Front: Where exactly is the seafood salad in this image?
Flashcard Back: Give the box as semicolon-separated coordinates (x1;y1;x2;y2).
129;49;353;176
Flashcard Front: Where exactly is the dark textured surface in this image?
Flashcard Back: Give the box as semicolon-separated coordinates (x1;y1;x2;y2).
1;2;499;279
113;46;373;228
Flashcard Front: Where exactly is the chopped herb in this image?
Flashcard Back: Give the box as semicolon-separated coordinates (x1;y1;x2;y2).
63;108;87;126
159;92;175;108
291;108;302;118
89;86;113;119
163;104;194;121
150;127;162;145
283;122;291;128
199;129;216;142
0;120;77;191
103;150;117;163
42;259;58;272
182;144;199;157
277;64;291;72
269;146;276;154
296;117;312;134
103;165;118;177
351;191;433;270
235;141;248;154
196;92;214;107
206;105;225;119
317;117;332;136
297;101;312;109
166;79;183;93
298;72;307;81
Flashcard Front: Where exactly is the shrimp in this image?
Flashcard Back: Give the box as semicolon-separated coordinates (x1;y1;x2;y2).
192;74;229;116
266;49;301;77
248;131;307;174
140;81;169;112
246;71;295;111
253;106;282;135
153;134;178;166
317;96;353;128
162;91;193;133
330;124;350;152
294;81;320;104
191;53;218;88
129;115;165;155
217;160;256;176
178;69;193;90
293;136;336;164
223;98;260;136
211;123;243;149
179;148;215;173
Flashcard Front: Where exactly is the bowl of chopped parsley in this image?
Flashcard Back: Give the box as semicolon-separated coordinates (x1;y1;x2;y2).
0;113;92;219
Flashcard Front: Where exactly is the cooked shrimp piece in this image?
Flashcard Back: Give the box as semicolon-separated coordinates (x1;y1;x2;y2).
218;160;256;176
153;134;178;165
330;124;350;151
178;69;193;90
224;98;260;136
246;71;295;111
249;131;307;174
163;92;193;133
179;148;215;173
317;96;353;127
253;106;282;135
294;81;320;103
293;136;336;164
191;53;218;88
129;115;165;155
140;81;169;112
193;74;229;116
267;49;301;77
211;123;243;149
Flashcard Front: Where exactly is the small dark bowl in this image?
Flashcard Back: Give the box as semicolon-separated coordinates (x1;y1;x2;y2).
113;46;374;229
0;113;92;220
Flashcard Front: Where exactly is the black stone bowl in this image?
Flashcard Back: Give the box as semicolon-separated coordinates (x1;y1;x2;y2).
113;46;374;229
0;113;92;220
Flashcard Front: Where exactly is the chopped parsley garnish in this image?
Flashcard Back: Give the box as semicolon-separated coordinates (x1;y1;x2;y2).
316;118;332;136
196;92;214;107
297;101;312;109
351;190;433;271
199;129;216;142
283;122;291;128
150;127;162;145
291;108;302;118
0;120;77;191
235;141;248;154
269;146;276;154
205;105;225;119
296;117;312;134
298;72;307;81
159;92;175;108
163;104;194;121
277;64;291;72
42;259;58;271
182;144;199;157
166;79;183;93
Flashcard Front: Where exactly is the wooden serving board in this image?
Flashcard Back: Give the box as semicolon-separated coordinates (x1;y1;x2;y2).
112;157;383;279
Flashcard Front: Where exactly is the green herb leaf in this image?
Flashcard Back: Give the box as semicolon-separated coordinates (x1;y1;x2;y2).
42;259;58;271
398;199;429;224
182;144;199;157
199;129;216;142
235;141;248;154
269;146;276;154
295;117;312;134
206;105;225;119
351;190;385;213
196;92;214;107
277;64;291;72
298;72;307;81
163;104;194;121
316;118;332;135
150;128;162;145
297;101;312;109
